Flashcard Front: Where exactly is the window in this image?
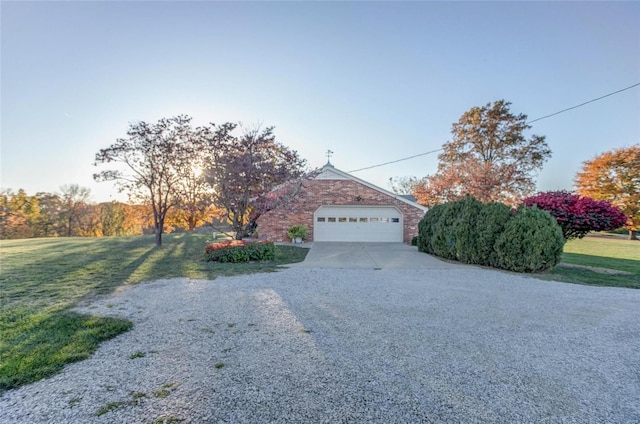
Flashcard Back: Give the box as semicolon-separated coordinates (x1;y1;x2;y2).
370;217;379;222
349;217;357;223
328;217;336;222
359;217;368;222
317;217;325;222
380;217;390;223
391;218;400;223
338;217;347;223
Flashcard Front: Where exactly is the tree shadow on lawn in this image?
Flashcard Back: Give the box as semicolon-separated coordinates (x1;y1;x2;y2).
561;252;640;274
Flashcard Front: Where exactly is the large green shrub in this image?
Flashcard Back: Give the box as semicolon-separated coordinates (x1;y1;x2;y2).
494;206;564;272
430;200;468;260
417;204;446;253
452;196;485;264
475;202;514;267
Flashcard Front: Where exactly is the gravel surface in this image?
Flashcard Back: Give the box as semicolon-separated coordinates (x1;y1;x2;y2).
1;267;639;423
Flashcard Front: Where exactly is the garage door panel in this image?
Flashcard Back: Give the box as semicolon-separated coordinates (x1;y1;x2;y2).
314;206;402;242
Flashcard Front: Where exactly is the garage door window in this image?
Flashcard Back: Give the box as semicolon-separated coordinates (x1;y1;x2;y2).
328;217;336;222
392;218;400;223
317;217;325;222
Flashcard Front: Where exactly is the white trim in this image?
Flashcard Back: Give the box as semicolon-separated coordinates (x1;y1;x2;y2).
314;165;428;212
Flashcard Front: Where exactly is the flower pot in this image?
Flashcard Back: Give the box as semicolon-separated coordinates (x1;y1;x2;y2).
294;237;302;243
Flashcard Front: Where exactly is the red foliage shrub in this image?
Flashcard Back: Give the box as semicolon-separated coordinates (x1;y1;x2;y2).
205;240;275;262
522;191;627;240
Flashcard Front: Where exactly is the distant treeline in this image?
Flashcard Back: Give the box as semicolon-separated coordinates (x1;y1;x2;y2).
0;186;219;240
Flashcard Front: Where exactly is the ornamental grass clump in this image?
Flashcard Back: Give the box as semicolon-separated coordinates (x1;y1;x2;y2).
205;240;276;263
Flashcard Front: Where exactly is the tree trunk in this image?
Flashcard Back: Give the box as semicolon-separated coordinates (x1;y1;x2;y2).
630;229;638;241
155;226;162;246
155;216;163;246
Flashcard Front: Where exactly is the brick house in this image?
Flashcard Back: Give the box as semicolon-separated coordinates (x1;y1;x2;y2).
257;163;428;243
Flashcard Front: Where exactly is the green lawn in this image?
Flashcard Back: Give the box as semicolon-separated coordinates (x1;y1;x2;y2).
541;236;640;289
0;234;308;392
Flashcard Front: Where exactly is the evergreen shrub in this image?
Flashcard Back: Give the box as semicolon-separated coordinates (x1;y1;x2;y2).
494;206;564;272
417;196;565;273
417;204;446;253
453;196;485;264
430;200;467;260
475;202;514;267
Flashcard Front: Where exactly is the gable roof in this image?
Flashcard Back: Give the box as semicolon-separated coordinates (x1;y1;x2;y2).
315;164;428;211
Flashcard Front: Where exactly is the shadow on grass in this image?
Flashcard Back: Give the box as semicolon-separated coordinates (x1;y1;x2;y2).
561;252;640;274
0;234;309;393
541;267;640;289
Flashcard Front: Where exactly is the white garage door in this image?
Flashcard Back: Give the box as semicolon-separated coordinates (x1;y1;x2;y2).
313;206;403;242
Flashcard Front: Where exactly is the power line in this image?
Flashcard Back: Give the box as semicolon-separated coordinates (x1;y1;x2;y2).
349;148;444;173
527;82;640;124
349;82;640;173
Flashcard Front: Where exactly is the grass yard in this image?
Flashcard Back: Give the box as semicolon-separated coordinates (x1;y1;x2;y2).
0;234;308;392
542;235;640;289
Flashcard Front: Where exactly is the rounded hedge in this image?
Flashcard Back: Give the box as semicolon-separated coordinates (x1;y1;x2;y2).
417;196;565;273
475;202;514;267
493;206;564;273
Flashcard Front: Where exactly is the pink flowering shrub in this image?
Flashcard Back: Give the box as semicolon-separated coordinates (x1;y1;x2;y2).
205;240;276;262
522;191;627;240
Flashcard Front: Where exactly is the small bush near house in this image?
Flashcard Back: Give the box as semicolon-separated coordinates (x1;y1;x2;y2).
205;240;276;263
494;206;564;273
411;236;418;246
287;224;309;241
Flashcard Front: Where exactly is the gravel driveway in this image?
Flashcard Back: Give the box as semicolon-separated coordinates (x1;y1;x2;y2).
1;267;639;423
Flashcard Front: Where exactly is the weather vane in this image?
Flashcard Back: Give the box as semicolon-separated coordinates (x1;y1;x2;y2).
326;149;334;165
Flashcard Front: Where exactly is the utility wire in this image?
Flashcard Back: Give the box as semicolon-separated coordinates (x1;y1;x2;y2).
527;82;639;124
349;82;640;173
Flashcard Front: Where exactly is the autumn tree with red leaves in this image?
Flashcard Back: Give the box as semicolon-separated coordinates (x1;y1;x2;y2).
414;100;551;207
522;191;627;240
575;145;640;240
205;125;309;240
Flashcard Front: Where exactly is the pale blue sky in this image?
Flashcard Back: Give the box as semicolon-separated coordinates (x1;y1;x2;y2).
2;1;639;202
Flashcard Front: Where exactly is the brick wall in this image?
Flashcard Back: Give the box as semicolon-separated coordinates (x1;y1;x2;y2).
257;179;425;243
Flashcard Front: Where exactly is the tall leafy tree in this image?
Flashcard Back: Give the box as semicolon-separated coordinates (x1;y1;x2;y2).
205;125;308;239
59;184;91;237
575;144;640;240
414;100;551;207
94;115;199;246
34;192;64;237
0;189;40;239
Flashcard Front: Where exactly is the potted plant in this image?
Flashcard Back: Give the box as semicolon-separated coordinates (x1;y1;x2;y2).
287;224;308;243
